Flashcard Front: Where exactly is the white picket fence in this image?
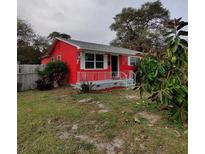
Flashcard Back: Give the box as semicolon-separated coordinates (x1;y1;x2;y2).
17;64;46;91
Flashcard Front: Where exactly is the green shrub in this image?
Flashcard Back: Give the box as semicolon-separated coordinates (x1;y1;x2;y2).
38;61;68;86
135;18;188;124
80;82;95;93
36;76;53;90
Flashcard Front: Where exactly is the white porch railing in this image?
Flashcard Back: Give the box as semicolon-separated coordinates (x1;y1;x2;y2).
77;71;136;84
128;71;137;84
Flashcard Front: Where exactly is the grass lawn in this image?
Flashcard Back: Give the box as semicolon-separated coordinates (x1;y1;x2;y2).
18;86;187;154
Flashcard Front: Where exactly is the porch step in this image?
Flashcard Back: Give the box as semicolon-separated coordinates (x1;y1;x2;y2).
75;79;135;90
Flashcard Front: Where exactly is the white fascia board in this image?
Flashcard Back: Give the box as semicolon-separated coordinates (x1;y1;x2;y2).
55;37;81;49
80;48;137;55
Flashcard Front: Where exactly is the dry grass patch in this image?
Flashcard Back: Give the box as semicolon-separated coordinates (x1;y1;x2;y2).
18;87;187;154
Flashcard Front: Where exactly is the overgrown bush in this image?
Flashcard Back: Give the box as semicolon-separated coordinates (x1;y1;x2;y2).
80;82;95;93
36;76;53;90
38;61;68;88
135;18;188;124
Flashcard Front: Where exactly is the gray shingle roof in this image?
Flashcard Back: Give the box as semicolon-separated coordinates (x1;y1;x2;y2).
57;37;141;55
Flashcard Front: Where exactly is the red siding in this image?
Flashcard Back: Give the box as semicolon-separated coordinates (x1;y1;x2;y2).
76;54;137;82
41;57;51;64
41;40;78;84
76;54;136;73
41;40;141;85
119;55;136;72
76;53;112;81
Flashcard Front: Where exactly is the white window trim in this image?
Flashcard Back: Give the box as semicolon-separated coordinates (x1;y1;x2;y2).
81;51;108;70
57;55;61;61
85;52;95;69
128;56;140;66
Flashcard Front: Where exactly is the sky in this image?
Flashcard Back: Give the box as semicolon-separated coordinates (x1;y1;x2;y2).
17;0;188;45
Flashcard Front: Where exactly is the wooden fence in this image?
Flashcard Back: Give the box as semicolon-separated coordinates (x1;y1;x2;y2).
17;64;46;91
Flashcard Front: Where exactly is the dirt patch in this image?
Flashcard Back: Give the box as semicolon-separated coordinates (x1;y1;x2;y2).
155;145;166;154
72;124;78;130
78;97;109;113
57;131;72;140
75;135;124;154
55;121;76;139
92;101;101;104
76;135;95;143
78;98;93;103
48;117;65;125
125;95;139;100
98;109;109;113
90;110;96;113
56;124;73;139
55;95;69;101
85;120;96;125
98;103;105;108
78;98;101;105
120;131;130;140
48;117;79;140
139;143;146;150
56;123;78;139
135;111;161;125
97;103;110;113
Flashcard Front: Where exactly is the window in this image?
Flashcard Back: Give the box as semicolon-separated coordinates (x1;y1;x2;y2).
84;53;104;69
129;56;140;66
57;55;61;61
85;53;94;69
51;56;55;62
96;54;104;69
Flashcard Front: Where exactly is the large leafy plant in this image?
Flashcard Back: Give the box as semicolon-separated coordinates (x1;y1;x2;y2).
36;76;53;91
80;82;95;93
38;61;68;88
136;18;188;124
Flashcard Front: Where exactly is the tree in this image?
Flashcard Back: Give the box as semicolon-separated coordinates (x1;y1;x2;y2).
33;35;49;54
17;17;35;47
17;18;72;64
110;0;170;52
17;46;43;64
48;31;71;41
17;18;43;64
136;18;188;125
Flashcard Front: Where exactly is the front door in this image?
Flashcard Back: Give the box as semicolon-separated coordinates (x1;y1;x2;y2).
111;55;118;78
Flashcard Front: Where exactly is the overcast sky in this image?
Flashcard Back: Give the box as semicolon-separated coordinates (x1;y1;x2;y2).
18;0;188;45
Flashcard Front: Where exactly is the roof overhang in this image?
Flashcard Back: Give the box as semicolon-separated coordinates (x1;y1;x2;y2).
41;37;143;59
80;48;138;55
56;37;143;55
56;37;81;49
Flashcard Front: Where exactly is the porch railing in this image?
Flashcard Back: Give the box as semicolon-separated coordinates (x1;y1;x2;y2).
77;71;136;83
128;71;137;84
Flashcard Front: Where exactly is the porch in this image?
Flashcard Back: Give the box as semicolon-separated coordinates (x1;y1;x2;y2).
76;71;136;90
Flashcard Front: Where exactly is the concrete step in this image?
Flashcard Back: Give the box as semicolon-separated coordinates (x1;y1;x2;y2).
75;79;136;90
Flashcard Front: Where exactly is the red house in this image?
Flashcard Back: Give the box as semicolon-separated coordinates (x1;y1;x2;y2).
41;38;143;90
